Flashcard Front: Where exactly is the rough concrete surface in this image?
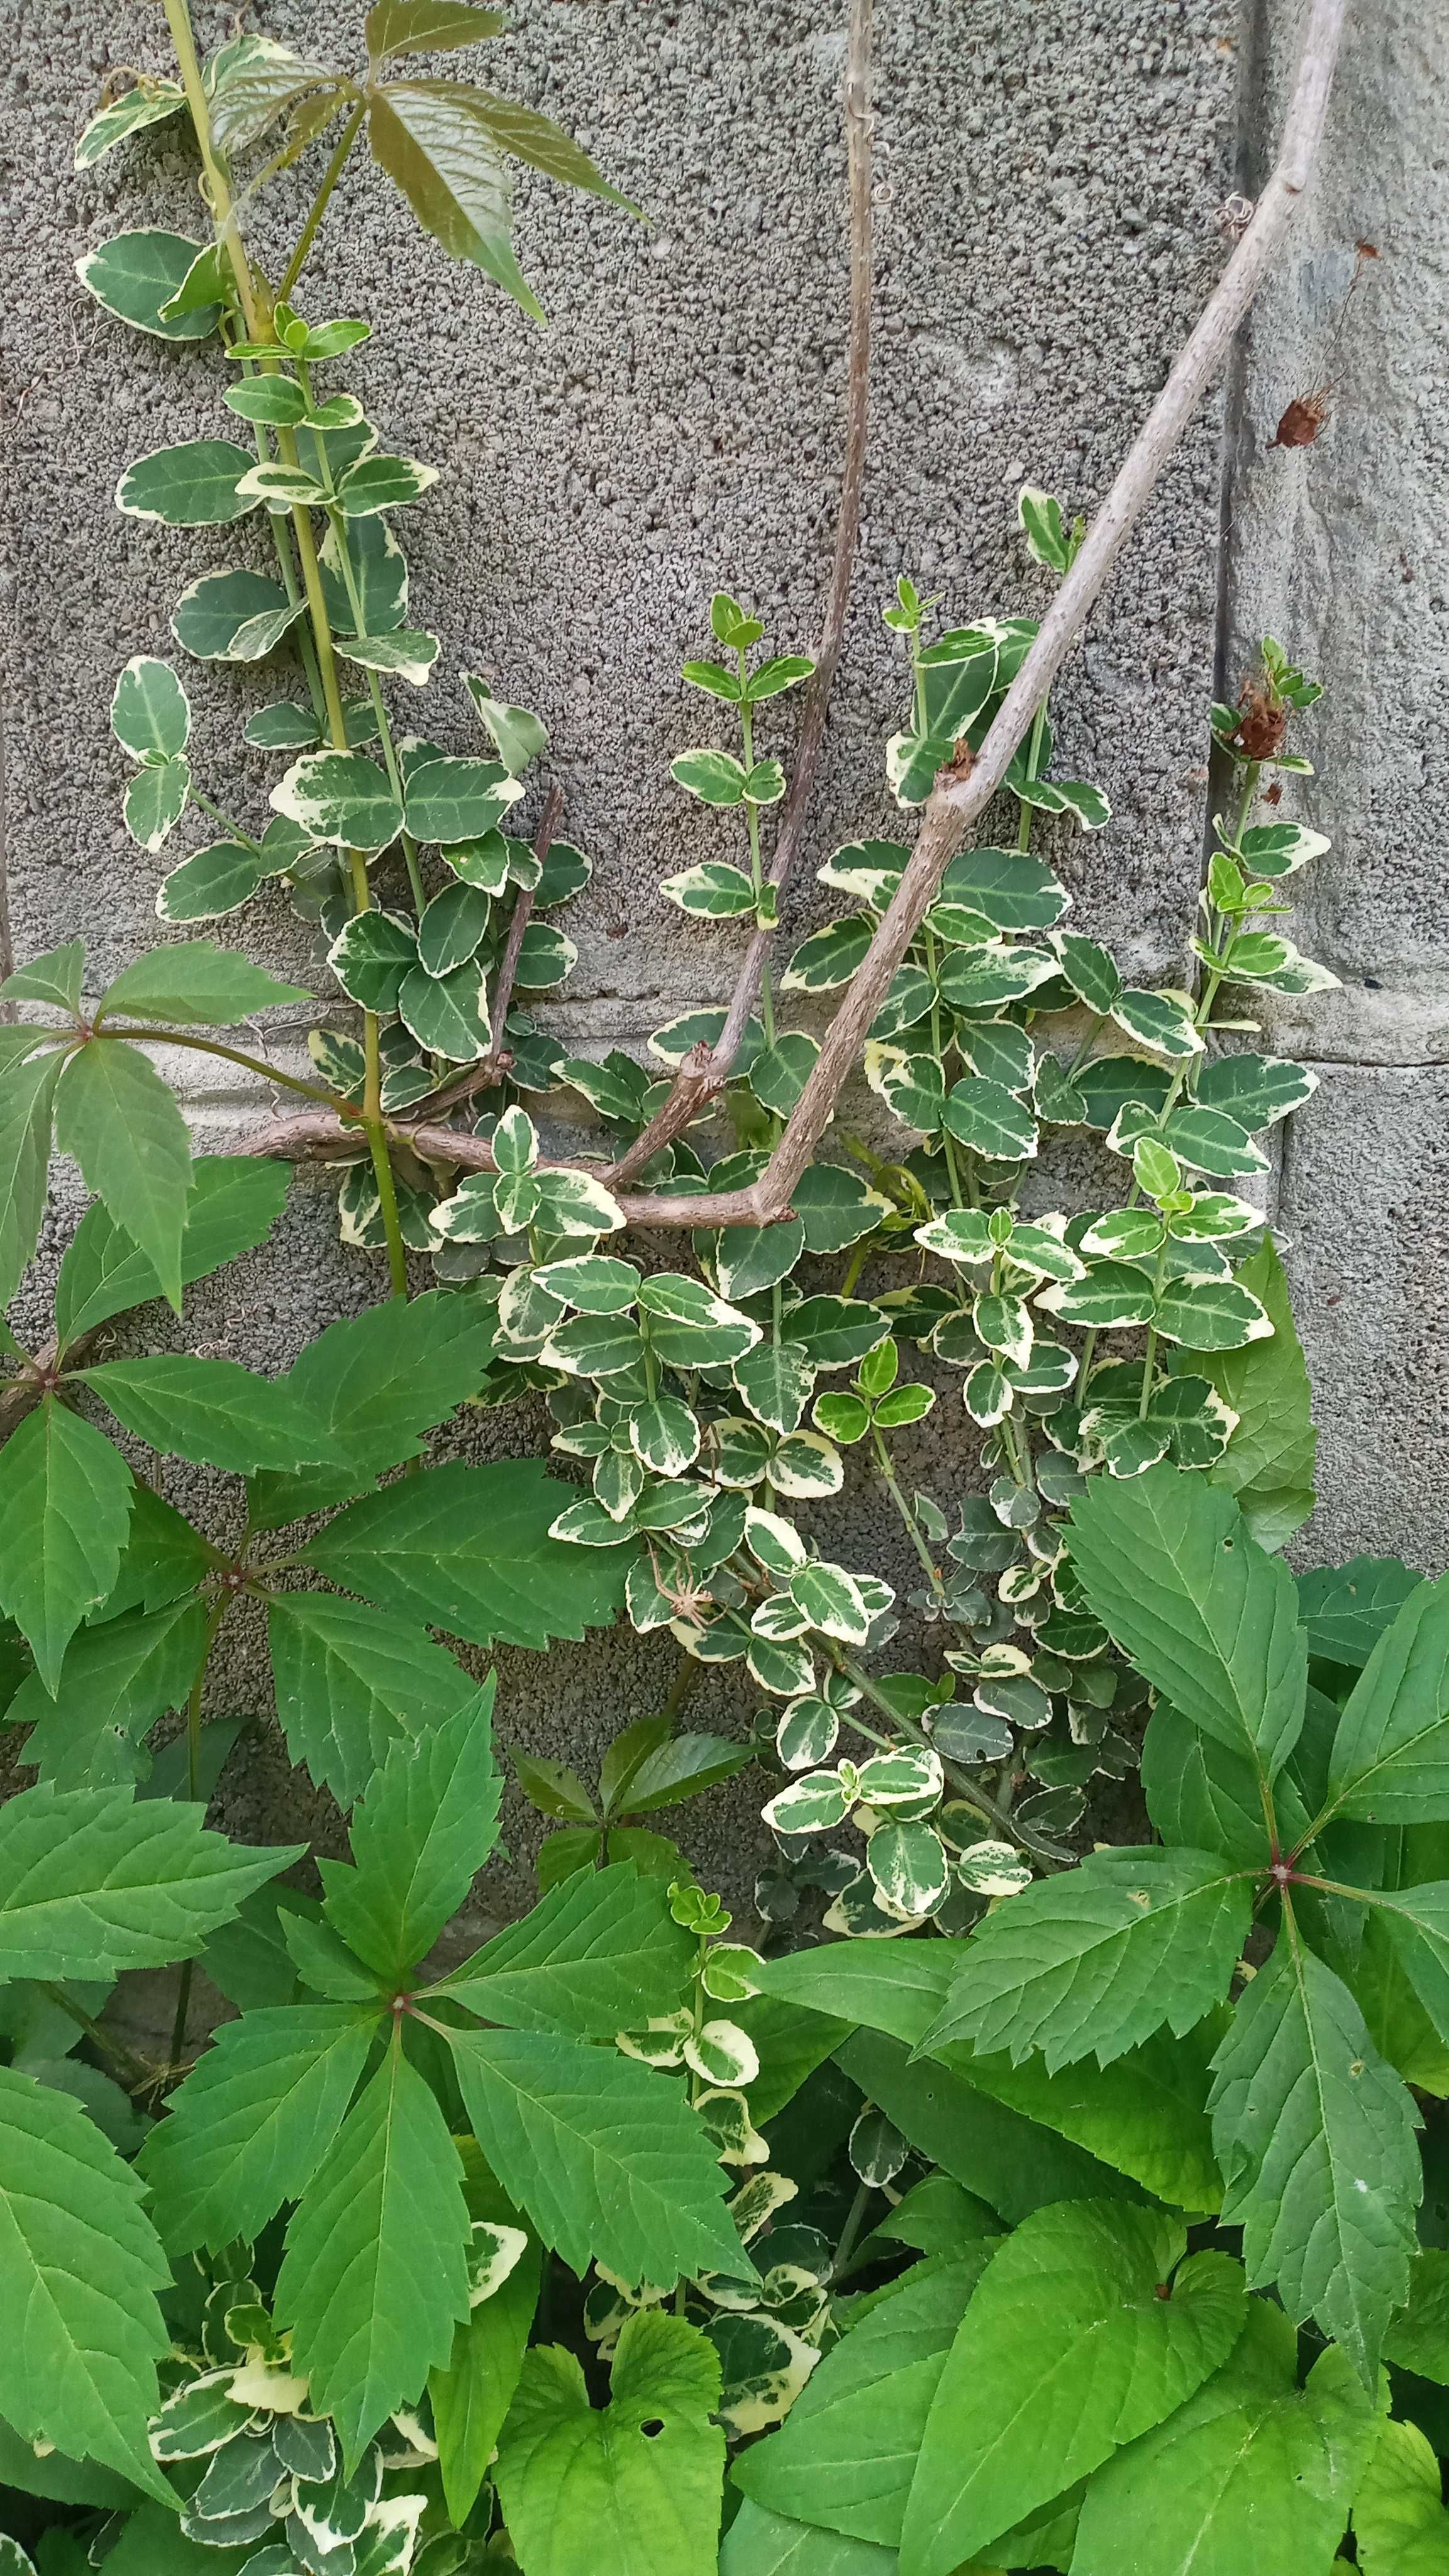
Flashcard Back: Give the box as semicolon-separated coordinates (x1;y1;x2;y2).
1;0;1443;1911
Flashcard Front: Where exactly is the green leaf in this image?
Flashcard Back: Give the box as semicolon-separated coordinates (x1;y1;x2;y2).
122;755;191;855
111;656;190;762
115;438;255;525
266;1593;484;1807
916;1847;1250;2072
735;2255;994;2548
398;956;491;1058
403;753;521;844
418;78;636;206
495;2311;723;2576
0;1047;65;1311
100;941;309;1026
0;1404;133;1694
941;1077;1038;1162
0;2067;173;2499
443;1864;693;2034
172;565;301;663
430;2167;541;2524
274;750;404;851
1067;1466;1306;1783
901;2203;1248;2576
94;1485;216;1624
335;450;440;516
445;2026;747;2284
55;1155;290;1349
1364;1881;1449;2057
302;1458;628;1649
950;2023;1226;2216
334;625;440;686
1195;1238;1316;1545
75;82;187;169
720;2504;897;2575
1140;1702;1279;1868
417;878;492;974
76;230;216;341
1323;1574;1449;1824
835;2031;1138;2224
250;1287;498;1524
11;1596;208;1789
1298;1557;1425;1671
54;1040;192;1310
75;1355;346;1475
321;1686;500;1976
367;82;544;316
1383;2245;1449;2384
2;943;85;1014
1352;2416;1449;2575
1069;2301;1380;2576
136;2001;375;2255
0;1780;297;1980
1209;1927;1421;2379
275;2039;470;2463
463;675;550;774
1196;1050;1318;1130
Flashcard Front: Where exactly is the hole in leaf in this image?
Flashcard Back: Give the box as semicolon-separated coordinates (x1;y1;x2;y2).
639;2418;666;2438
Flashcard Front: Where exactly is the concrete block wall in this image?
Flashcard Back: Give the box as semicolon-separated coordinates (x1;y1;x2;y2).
1;0;1441;1905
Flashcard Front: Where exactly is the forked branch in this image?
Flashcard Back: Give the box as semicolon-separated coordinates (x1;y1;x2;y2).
239;0;1348;1230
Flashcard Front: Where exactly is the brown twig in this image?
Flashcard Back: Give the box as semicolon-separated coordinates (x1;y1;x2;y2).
604;0;875;1189
235;0;1346;1233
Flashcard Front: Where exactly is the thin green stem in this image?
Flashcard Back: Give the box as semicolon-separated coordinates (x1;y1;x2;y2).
1138;1236;1169;1419
277;101;366;304
189;787;260;848
167;1596;229;2074
830;2178;874;2285
38;1985;153;2091
840;1240;871;1299
871;1424;943;1596
88;1027;357;1118
1015;697;1050;851
660;1655;699;1724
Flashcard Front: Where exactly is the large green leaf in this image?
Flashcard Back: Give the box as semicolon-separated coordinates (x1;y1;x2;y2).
114;438;255;526
137;2002;376;2253
1368;1880;1449;2057
0;1402;133;1693
1209;1923;1421;2380
1140;1701;1286;1868
1297;1556;1426;1671
1197;1236;1317;1546
1323;1574;1449;1825
275;2039;470;2462
447;2025;746;2285
99;941;309;1025
494;2311;724;2576
1352;2416;1449;2575
916;1848;1251;2073
0;1046;66;1311
301;1458;628;1649
0;1781;299;1980
75;228;213;340
367;82;538;312
75;1354;345;1476
321;1685;500;1976
1067;1467;1306;1783
368;3;508;64
735;2255;994;2547
249;1287;498;1526
96;1485;218;1624
10;1596;208;1789
1383;2246;1449;2384
53;1040;192;1311
54;1156;290;1350
266;1591;483;1806
834;2031;1138;2223
441;1864;694;2035
1069;2299;1380;2576
0;2066;174;2499
719;2502;897;2575
944;2022;1224;2216
901;2202;1248;2576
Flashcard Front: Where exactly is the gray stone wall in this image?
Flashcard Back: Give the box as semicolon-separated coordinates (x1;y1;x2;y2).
1;0;1442;1909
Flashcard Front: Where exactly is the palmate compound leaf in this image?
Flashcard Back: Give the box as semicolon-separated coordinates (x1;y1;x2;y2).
733;2252;998;2549
494;2311;724;2576
1067;1463;1306;1782
301;1457;629;1650
266;1591;484;1806
438;1862;695;2035
914;1846;1253;2073
1322;1570;1449;1824
0;2066;175;2501
274;2037;471;2464
320;1684;501;1977
445;2024;748;2287
1209;1917;1422;2380
0;1782;301;1980
135;2002;377;2254
0;1401;134;1694
1069;2298;1381;2576
898;2201;1250;2576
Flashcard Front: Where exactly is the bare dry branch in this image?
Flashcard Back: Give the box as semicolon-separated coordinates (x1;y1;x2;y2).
231;0;1346;1238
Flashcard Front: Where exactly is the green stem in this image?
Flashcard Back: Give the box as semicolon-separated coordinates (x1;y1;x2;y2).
1138;1237;1169;1419
1016;697;1050;851
277;101;366;304
871;1424;943;1597
89;1026;357;1118
661;1655;699;1723
840;1240;870;1299
830;2178;874;2285
189;787;260;849
738;675;775;1049
38;1985;153;2090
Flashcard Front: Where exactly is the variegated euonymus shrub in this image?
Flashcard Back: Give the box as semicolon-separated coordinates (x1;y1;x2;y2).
3;4;1445;2574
